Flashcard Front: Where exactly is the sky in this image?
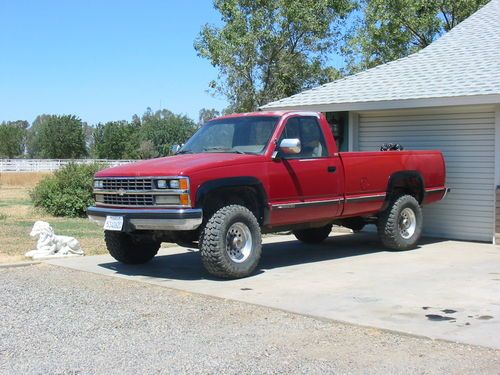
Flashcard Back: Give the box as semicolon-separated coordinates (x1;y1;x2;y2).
0;0;228;125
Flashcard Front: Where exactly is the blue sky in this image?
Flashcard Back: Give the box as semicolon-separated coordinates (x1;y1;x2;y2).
0;1;348;125
0;0;228;124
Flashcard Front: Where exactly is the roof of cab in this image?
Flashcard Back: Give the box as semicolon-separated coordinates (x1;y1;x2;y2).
213;110;319;121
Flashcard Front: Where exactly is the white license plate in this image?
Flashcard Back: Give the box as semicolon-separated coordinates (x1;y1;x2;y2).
104;216;124;231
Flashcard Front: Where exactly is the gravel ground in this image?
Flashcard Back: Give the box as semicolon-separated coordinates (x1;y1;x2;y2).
0;264;499;375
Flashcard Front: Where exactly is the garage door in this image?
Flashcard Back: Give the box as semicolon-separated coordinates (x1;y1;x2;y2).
358;105;495;242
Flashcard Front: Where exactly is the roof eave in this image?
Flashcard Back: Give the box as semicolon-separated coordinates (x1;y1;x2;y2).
261;93;500;112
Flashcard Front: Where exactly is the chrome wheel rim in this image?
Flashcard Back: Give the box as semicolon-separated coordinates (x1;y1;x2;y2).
226;222;252;263
399;207;416;239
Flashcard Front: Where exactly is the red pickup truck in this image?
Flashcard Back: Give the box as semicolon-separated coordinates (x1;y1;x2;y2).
88;111;448;279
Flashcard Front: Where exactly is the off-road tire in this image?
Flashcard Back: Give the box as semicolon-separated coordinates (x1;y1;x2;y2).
199;205;262;279
293;224;333;244
104;231;160;264
377;194;423;251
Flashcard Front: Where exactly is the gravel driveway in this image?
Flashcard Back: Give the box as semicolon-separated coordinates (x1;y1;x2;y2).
1;263;499;375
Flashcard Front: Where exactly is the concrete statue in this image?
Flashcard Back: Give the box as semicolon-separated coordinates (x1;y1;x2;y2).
25;221;84;259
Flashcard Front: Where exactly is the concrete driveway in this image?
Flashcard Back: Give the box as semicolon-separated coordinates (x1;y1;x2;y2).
46;231;500;349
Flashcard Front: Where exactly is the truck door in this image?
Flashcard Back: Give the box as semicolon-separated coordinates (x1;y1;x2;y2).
267;116;343;226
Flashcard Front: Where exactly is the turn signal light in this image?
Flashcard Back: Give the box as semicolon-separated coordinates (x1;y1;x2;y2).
179;179;189;190
180;193;190;206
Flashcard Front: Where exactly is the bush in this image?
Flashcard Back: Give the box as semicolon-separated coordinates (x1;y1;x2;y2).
31;163;103;217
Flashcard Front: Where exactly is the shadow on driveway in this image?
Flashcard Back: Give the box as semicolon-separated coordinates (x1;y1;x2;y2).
98;232;449;281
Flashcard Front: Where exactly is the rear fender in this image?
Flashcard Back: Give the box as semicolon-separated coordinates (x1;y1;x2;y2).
382;171;424;210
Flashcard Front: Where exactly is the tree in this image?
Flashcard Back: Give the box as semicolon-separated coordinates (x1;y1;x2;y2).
82;122;94;153
92;121;139;159
195;0;353;112
30;115;87;158
139;108;197;156
198;108;221;126
138;140;159;159
346;0;489;72
27;115;50;157
0;121;27;158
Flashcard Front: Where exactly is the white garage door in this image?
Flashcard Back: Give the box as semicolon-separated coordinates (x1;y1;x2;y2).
358;105;495;242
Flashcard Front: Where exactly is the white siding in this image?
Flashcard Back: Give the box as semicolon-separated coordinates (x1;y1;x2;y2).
358;105;495;242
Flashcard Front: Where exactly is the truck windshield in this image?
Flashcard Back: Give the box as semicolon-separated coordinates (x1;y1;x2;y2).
179;116;279;155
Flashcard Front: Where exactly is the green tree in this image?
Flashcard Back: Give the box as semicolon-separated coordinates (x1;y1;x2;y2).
27;114;50;157
198;108;221;126
82;122;94;154
30;115;87;158
195;0;353;112
93;121;139;159
346;0;489;71
139;108;197;156
138;140;159;159
0;121;27;158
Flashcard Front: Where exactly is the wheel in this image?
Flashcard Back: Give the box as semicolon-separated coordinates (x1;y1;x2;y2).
104;231;160;264
293;224;332;244
199;205;262;279
377;194;423;250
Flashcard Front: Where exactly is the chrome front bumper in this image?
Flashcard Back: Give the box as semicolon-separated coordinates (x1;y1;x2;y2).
87;206;203;231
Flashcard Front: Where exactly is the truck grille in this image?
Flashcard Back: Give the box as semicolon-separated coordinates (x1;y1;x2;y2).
101;178;153;191
94;177;189;208
102;194;155;206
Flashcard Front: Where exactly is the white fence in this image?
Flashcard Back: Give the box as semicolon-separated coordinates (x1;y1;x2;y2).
0;159;135;172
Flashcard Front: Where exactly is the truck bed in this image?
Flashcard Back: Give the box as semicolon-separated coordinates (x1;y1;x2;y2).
339;150;446;217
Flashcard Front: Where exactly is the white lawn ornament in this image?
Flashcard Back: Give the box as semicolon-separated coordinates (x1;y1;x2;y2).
25;221;84;259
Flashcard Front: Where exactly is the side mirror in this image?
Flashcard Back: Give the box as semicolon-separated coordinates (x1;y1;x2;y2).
171;144;182;154
279;138;301;154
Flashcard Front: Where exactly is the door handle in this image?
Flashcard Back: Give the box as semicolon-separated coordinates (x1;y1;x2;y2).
327;166;336;173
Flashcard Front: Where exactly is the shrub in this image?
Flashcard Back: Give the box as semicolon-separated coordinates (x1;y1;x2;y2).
31;163;103;217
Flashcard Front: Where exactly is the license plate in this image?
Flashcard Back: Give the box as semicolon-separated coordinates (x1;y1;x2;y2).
104;216;124;231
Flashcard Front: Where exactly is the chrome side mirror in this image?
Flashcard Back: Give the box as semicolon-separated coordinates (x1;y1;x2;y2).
279;138;301;154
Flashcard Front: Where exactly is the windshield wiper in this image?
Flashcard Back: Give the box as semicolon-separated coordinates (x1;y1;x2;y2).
203;147;245;154
175;150;193;154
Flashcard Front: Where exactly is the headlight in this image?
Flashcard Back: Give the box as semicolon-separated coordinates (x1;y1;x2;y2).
93;180;103;189
157;179;168;189
155;178;188;190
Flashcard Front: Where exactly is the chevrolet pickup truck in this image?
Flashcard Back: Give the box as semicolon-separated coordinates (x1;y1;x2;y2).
88;111;448;279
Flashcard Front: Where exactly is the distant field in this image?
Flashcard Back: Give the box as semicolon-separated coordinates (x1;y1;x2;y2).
0;172;51;187
0;175;107;263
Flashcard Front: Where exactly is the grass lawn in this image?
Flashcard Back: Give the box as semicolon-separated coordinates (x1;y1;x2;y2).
0;185;107;263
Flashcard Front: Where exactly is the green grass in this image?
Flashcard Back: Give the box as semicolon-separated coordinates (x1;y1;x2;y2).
0;186;107;262
0;199;32;207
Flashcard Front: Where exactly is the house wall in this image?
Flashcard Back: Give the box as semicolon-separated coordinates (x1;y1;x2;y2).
496;105;500;244
353;104;496;243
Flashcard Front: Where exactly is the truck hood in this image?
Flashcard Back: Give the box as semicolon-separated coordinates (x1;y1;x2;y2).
95;153;265;177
